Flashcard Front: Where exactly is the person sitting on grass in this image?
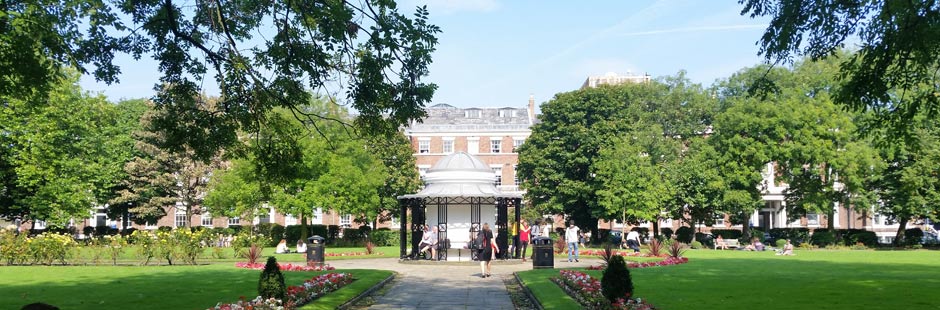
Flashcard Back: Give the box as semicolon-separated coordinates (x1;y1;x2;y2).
275;239;290;254
296;239;307;254
776;239;795;256
744;238;764;251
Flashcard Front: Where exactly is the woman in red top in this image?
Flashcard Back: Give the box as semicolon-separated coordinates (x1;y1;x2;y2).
518;219;531;262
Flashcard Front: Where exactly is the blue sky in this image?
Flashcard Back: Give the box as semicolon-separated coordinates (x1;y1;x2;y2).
80;0;771;109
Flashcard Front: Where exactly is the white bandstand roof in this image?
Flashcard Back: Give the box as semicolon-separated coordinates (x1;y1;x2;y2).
400;152;522;199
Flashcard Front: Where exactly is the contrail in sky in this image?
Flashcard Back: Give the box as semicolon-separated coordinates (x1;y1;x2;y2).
615;24;767;37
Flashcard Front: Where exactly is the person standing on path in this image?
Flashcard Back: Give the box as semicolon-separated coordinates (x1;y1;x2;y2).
478;223;497;277
565;220;580;262
519;220;531;262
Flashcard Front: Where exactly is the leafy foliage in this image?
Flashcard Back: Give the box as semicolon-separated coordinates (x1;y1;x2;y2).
646;239;664;257
258;257;286;300
601;255;633;303
741;0;940;135
668;241;686;258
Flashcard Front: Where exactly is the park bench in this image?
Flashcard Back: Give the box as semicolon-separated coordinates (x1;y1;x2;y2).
714;239;740;249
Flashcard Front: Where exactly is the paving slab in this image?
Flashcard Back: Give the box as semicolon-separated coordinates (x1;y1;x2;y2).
320;256;599;309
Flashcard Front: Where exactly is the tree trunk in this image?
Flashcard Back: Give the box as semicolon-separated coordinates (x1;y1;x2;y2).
652;218;660;241
892;216;910;247
300;214;308;242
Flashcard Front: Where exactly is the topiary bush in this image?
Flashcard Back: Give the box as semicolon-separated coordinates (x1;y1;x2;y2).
675;226;694;244
370;228;399;247
601;255;633;302
690;241;703;249
776;239;787;248
258;256;286;300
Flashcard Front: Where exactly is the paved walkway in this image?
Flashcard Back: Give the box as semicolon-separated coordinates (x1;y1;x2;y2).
324;257;599;309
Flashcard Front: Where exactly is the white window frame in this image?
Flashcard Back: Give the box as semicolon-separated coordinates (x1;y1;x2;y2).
490;138;501;153
806;213;820;226
418;139;430;154
145;219;158;229
513;139;524;152
492;166;502;186
442;139;454;154
714;214;726;226
34;220;47;230
465;109;481;118
340;214;352;227
285;214;297;226
175;214;187;228
513;165;520;186
467;137;480;154
311;208;324;225
201;213;213;227
227;217;241;226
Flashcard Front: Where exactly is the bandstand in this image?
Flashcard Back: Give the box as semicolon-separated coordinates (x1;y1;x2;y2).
398;152;522;261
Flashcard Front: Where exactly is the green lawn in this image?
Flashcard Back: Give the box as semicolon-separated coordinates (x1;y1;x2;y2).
518;249;940;310
0;264;391;309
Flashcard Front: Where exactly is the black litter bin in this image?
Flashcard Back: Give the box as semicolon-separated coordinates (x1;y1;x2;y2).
306;235;325;267
531;236;554;269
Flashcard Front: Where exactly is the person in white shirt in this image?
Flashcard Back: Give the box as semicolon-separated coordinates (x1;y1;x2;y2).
275;239;290;254
542;220;551;238
564;220;580;262
626;230;641;253
296;239;307;254
419;226;439;260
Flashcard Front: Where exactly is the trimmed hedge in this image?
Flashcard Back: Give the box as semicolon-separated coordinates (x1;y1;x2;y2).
839;229;877;247
904;228;924;246
811;230;836;247
676;226;694;244
768;228;811;246
710;229;743;240
660;228;674;240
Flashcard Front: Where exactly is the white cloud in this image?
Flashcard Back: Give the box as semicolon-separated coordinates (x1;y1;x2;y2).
403;0;500;15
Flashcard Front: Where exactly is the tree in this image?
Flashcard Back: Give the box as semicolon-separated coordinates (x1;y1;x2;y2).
594;125;677;237
517;73;713;236
0;72;134;225
367;131;421;228
110;99;222;227
670;137;726;231
3;0;440;165
741;0;940;135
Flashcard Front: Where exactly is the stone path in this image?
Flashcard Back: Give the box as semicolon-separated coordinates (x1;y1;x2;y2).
324;257;599;309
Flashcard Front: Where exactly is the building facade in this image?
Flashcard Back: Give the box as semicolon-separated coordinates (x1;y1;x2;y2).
403;99;537;197
581;72;651;89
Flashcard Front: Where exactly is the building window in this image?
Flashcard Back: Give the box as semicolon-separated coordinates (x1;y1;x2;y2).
311;208;323;225
442;140;454;154
227;217;241;226
806;213;820;226
418;140;430;154
34;220;47;230
175;214;187;228
201;214;213;227
513;165;519;186
145;219;158;229
513;139;524;152
490;139;501;153
714;214;725;226
285;214;297;226
493;167;502;186
467;138;479;154
465;109;481;118
340;214;352;227
874;213;896;226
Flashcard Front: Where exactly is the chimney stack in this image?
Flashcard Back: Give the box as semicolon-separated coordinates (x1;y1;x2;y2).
528;94;536;124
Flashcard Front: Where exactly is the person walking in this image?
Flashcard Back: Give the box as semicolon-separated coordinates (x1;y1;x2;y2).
565;220;580;262
519;220;531;262
626;229;641;253
478;223;497;277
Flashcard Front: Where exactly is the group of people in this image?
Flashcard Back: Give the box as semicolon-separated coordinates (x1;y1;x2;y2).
274;239;307;254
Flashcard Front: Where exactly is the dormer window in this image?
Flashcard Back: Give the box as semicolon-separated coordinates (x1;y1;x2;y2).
465;109;481;118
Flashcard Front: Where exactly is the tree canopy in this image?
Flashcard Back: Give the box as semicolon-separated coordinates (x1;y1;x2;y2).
741;0;940;135
3;0;440;163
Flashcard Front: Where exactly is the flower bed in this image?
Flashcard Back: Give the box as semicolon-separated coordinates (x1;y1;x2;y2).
586;256;688;270
553;270;655;310
578;249;657;257
235;262;336;271
210;272;353;310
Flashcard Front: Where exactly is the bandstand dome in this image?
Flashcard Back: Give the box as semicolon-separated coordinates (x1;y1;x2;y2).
401;152;521;199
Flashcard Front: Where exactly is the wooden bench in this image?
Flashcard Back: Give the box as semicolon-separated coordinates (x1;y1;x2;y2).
714;239;740;249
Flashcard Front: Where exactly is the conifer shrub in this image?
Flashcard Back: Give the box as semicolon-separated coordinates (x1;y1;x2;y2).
601;255;633;302
675;226;694;243
258;257;286;300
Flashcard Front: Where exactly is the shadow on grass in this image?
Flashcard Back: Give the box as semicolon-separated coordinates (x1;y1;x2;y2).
0;264;388;310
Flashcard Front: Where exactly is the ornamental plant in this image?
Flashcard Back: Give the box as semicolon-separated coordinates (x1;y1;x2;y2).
129;230;156;265
646;239;664;257
28;233;77;265
0;229;29;265
601;255;633;303
104;235;127;265
259;257;287;300
668;241;686;258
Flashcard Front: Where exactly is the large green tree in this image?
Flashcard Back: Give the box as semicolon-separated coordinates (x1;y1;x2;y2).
740;0;940;135
0;73;135;225
3;0;439;164
517;73;713;235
